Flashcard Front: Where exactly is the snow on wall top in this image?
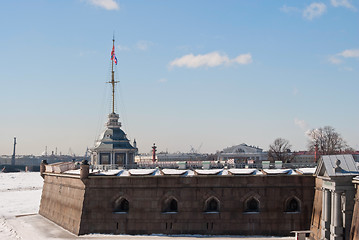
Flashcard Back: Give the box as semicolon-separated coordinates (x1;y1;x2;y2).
59;168;317;177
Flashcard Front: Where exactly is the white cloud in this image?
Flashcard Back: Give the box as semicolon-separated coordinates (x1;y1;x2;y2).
87;0;119;10
233;54;253;64
293;87;299;96
339;66;353;71
328;56;343;64
117;45;130;51
280;5;300;13
169;52;252;69
328;48;359;65
158;78;167;83
338;49;359;58
136;41;152;51
294;118;309;131
331;0;357;11
78;50;97;57
303;2;327;20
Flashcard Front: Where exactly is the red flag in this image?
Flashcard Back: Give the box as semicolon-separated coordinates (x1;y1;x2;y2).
111;45;115;59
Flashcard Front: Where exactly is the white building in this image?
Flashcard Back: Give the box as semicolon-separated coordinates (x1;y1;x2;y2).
218;143;268;164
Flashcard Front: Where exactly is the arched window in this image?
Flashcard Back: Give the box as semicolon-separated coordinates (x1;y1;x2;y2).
113;198;129;213
245;197;259;212
163;198;178;212
285;197;300;212
205;197;220;212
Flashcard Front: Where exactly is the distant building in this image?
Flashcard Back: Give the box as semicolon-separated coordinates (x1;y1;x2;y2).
0;154;88;172
292;151;315;164
218;143;268;165
351;152;359;162
135;152;207;163
292;151;359;165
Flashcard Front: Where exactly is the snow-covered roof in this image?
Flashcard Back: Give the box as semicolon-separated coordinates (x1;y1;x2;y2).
262;169;297;175
296;167;316;175
63;169;81;175
93;169;123;176
62;168;316;177
194;169;223;175
92;112;136;151
117;170;130;176
128;169;158;176
228;169;257;175
182;170;195;176
315;155;359;177
161;169;188;175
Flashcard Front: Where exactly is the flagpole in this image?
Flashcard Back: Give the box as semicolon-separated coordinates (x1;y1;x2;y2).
111;37;115;113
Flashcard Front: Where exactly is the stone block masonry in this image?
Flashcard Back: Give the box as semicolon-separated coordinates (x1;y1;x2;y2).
39;173;315;236
39;174;86;234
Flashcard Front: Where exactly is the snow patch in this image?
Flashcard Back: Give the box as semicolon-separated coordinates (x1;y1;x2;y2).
161;169;187;175
128;169;157;176
228;169;257;175
296;168;316;175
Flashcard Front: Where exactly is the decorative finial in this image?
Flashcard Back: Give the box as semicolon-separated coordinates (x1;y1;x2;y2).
336;159;341;167
334;159;342;172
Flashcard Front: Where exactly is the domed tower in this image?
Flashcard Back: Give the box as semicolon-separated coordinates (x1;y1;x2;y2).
91;38;137;169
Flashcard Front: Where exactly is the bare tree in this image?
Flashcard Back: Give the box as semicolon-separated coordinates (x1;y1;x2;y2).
307;126;348;155
268;138;294;163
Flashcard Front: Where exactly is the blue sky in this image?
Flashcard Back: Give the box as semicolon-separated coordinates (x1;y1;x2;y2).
0;0;358;155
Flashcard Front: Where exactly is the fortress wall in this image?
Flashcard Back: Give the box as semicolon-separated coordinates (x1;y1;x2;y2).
77;175;315;236
39;174;86;235
309;177;323;240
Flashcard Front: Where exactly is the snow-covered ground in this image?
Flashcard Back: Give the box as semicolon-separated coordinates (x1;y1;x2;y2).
0;172;43;240
0;172;294;240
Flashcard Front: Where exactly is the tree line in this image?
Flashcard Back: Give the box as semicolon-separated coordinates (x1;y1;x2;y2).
268;126;353;163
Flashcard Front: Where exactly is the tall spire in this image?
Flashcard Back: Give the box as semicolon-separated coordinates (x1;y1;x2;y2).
108;37;119;114
106;37;121;129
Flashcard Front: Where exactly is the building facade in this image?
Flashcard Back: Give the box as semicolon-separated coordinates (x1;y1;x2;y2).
310;155;359;240
349;176;359;239
90;112;137;168
218;143;268;165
